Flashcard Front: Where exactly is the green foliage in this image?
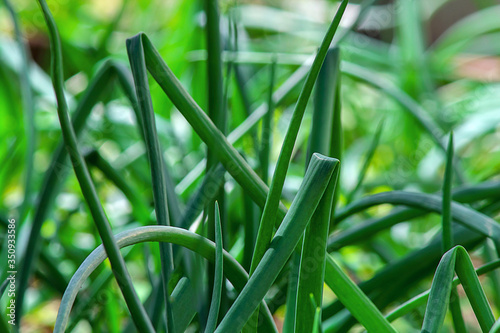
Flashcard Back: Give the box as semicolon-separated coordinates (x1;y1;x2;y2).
1;0;500;332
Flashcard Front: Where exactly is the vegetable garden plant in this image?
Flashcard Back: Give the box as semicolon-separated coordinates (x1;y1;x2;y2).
1;0;500;332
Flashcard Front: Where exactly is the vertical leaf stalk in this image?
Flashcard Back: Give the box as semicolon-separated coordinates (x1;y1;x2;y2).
35;1;154;331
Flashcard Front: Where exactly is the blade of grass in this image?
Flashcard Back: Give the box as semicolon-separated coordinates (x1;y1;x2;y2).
175;53;311;195
334;208;419;251
215;154;339;332
111;63;185;225
170;277;197;332
483;240;500;310
242;185;258;271
431;5;500;62
324;255;397;332
324;249;480;332
334;191;500;240
308;295;320;333
454;247;496;331
38;250;69;294
386;258;500;322
127;34;176;332
179;163;225;229
342;61;466;183
3;0;35;223
346;118;384;203
161;161;184;227
442;133;454;252
54;225;278;333
205;202;223;333
326;188;500;326
230;17;261;160
204;0;227;321
34;1;153;331
422;246;495;332
282;251;301;333
441;132;466;332
332;0;377;44
312;305;321;333
85;150;182;315
342;61;443;148
85;149;151;221
296;47;342;332
250;0;348;275
328;180;500;251
126;32;282;214
259;57;277;185
306;48;340;167
329;216;500;331
0;140;18;199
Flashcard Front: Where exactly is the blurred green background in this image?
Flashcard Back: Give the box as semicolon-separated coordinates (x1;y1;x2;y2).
1;0;500;331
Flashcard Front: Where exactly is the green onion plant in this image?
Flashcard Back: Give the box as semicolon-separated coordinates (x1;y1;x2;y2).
1;0;499;332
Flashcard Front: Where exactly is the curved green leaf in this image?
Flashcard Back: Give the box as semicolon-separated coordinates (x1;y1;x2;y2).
324;255;397;333
328;181;500;251
295;46;342;333
35;1;153;331
54;225;277;333
342;61;465;182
